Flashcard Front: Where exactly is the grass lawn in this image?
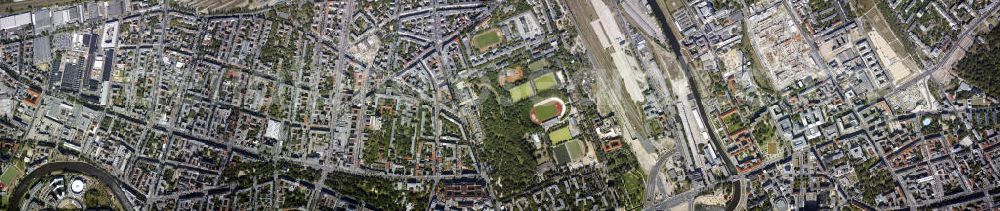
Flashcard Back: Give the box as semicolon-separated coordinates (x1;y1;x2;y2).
722;114;743;133
532;101;562;122
533;73;559;91
0;159;24;205
565;139;584;158
0;169;19;187
553;144;571;164
553;139;584;164
472;29;502;51
508;83;535;102
1;160;25;190
621;170;646;208
528;59;551;71
766;142;779;155
549;126;573;145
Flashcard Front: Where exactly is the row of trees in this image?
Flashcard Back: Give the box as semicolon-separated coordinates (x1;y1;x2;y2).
323;171;428;211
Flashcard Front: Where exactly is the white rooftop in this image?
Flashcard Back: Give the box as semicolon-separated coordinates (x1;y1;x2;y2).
71;179;86;193
0;13;33;30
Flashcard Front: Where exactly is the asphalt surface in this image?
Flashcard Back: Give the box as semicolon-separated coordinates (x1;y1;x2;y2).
7;161;134;211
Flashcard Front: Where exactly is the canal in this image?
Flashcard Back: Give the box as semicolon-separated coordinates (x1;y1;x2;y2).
644;0;738;174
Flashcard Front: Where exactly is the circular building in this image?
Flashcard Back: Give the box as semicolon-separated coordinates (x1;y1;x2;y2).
70;178;85;194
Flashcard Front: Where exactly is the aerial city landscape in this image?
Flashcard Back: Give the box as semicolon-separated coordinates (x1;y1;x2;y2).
0;0;999;210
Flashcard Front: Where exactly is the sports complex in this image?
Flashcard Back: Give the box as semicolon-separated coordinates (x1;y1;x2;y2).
530;97;566;125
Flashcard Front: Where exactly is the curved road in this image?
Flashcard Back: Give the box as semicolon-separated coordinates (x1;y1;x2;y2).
7;161;134;211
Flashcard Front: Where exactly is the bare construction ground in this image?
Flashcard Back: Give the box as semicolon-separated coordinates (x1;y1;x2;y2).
868;31;913;84
859;1;921;76
651;38;683;80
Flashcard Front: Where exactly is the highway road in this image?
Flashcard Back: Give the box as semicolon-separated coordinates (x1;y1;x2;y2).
8;161;135;211
650;186;704;210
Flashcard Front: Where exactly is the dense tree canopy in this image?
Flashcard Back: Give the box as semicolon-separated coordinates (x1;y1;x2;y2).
956;27;1000;99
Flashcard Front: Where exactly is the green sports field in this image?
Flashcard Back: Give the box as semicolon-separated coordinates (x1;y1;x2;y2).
508;83;535;102
472;30;501;50
549;126;573;145
553;139;584;164
533;73;558;91
1;160;25;187
533;101;561;122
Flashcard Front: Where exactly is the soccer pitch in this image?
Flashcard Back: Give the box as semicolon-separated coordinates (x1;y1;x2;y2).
472;29;501;50
549;126;573;145
533;73;558;91
508;83;535;102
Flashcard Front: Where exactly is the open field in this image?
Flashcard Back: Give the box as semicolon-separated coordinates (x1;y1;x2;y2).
0;159;25;188
508;83;535;102
862;1;922;70
554;139;586;164
854;0;877;17
472;29;502;51
868;31;914;83
650;39;683;80
549;126;573;145
528;59;550;71
766;142;779;155
533;73;558;91
0;167;20;186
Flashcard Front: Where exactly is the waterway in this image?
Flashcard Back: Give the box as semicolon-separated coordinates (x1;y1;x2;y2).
644;0;737;173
